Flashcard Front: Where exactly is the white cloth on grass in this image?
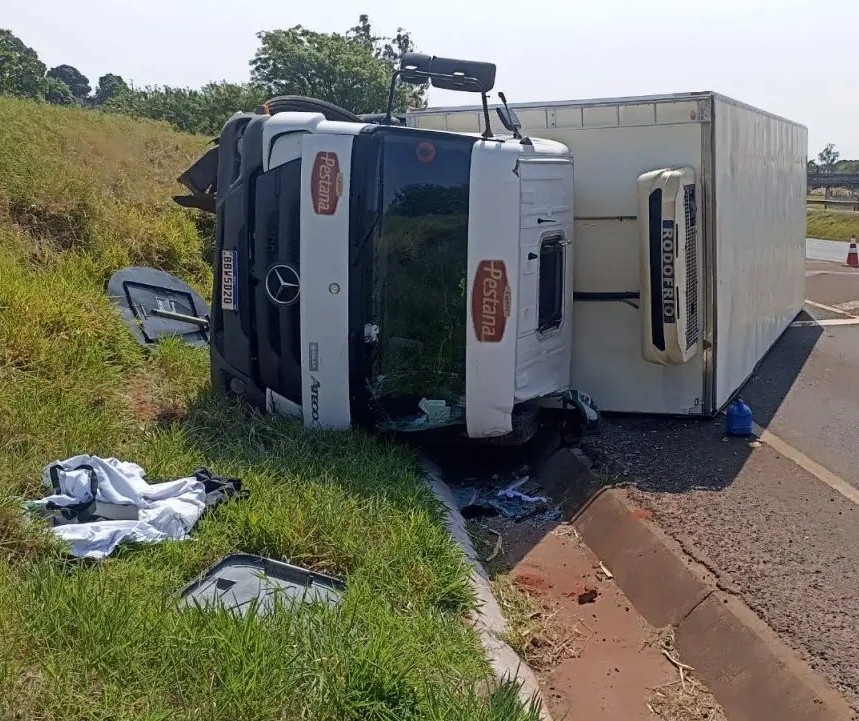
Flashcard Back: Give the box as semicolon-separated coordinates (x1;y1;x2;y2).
37;455;207;559
52;520;170;558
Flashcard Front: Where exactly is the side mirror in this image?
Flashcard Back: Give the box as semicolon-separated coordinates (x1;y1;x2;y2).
399;53;496;93
496;106;522;134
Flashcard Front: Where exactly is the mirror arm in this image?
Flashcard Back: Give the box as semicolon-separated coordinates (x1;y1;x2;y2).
384;69;493;137
384;69;404;126
479;91;493;138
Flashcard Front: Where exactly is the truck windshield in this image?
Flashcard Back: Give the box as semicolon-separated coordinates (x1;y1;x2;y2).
352;130;475;430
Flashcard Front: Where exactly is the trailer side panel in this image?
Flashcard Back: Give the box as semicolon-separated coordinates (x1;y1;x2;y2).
712;97;807;409
410;99;708;413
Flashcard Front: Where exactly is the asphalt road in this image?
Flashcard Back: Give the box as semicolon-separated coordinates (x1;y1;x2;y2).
585;254;859;714
807;237;849;263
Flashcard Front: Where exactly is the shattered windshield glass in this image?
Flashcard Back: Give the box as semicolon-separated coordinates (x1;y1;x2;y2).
363;131;474;430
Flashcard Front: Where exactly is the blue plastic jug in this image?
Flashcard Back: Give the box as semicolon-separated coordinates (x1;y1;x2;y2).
726;398;753;436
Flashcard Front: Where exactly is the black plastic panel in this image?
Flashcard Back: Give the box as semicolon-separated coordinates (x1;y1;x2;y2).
107;267;209;347
648;189;666;352
210;114;269;399
253;161;302;403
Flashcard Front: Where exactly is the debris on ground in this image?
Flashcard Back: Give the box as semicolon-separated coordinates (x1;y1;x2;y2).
467;467;729;721
107;266;210;348
493;574;593;672
597;560;614;580
22;455;245;558
180;553;344;616
646;629;727;721
576;588;599;605
456;480;561;523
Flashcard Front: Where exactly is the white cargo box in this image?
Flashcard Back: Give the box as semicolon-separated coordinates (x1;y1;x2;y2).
407;93;807;415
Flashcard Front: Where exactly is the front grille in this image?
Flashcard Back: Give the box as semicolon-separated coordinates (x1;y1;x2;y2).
683;184;699;350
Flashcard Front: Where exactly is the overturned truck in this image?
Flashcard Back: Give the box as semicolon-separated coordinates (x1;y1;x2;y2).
176;55;597;443
175;54;807;441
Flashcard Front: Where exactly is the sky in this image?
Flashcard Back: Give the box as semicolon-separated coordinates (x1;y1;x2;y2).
6;0;858;157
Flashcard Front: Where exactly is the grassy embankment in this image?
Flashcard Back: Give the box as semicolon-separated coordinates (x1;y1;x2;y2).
0;97;538;721
807;209;859;241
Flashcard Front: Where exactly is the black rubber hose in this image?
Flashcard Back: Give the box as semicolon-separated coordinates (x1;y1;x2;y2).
263;95;362;123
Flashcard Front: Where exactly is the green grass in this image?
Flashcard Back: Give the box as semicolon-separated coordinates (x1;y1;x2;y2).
806;209;859;241
0;97;538;720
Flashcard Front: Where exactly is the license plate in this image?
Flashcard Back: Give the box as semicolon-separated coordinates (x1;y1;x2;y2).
221;250;237;311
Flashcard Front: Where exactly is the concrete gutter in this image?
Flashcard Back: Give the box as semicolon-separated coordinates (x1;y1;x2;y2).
538;448;853;721
421;459;552;721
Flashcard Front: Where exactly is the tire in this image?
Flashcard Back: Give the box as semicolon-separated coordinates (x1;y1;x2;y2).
263;96;361;123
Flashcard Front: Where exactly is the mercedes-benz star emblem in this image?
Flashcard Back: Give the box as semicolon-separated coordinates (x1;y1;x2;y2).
264;264;300;307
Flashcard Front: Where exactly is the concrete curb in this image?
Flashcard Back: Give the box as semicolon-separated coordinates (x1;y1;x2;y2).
559;462;854;721
421;459;553;721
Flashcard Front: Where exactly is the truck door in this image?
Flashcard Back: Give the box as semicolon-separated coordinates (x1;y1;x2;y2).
515;156;575;401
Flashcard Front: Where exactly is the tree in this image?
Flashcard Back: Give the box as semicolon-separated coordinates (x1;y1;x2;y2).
347;15;416;68
103;81;265;135
94;73;129;105
43;76;76;105
818;144;840;173
347;14;425;108
197;81;266;126
46;64;91;101
251;16;425;115
807;159;819;174
0;29;46;99
346;14;374;52
834;159;859;173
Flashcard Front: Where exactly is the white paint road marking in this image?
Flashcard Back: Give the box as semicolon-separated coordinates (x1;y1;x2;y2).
752;422;859;507
791;319;859;328
804;299;857;317
835;300;859;312
806;270;859;277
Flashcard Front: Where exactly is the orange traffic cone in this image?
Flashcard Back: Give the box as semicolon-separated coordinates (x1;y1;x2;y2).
846;241;859;269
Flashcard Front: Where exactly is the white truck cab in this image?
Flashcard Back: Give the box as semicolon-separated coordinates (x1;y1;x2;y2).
176;54;596;441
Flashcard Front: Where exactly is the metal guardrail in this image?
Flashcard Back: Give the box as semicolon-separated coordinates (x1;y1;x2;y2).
807;197;859;211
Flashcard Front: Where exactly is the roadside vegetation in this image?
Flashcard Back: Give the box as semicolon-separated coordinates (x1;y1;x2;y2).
1;16;425;136
806;209;859;241
0;96;538;720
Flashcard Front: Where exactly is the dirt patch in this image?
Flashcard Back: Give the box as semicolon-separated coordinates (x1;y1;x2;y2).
125;369;188;428
494;575;590;673
476;517;724;720
8;198;93;251
512;572;554;595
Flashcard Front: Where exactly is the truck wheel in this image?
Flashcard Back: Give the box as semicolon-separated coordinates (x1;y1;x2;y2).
263;96;361;123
